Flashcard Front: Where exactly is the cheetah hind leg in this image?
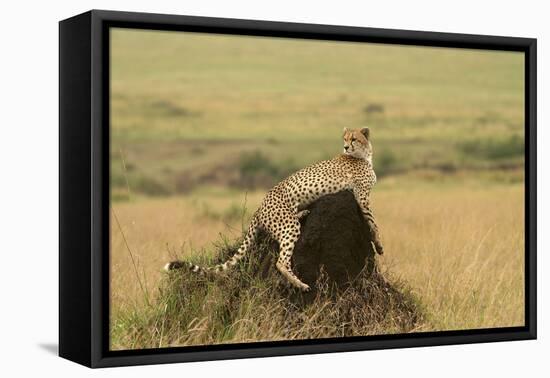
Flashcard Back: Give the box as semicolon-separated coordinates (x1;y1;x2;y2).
273;218;310;292
276;256;310;292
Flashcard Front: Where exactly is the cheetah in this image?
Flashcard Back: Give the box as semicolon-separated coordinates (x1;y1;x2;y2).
165;127;384;292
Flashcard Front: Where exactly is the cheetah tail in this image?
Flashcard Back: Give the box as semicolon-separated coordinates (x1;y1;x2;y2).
214;217;259;272
164;260;202;273
163;216;259;274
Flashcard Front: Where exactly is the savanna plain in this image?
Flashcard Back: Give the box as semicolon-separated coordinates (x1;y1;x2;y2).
109;29;525;350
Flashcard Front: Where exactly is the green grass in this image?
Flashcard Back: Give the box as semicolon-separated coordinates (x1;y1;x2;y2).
457;134;525;160
110;28;524;198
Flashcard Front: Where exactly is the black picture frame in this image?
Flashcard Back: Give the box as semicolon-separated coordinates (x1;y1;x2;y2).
59;9;537;368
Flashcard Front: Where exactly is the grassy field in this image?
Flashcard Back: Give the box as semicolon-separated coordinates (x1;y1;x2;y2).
110;178;524;349
109;28;525;350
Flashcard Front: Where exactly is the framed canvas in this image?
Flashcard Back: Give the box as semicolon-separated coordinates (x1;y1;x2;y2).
59;10;537;368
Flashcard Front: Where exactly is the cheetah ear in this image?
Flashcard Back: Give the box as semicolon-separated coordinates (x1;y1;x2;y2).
343;127;349;135
360;127;370;139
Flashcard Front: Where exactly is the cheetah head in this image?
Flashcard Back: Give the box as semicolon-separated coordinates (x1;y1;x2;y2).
342;127;373;162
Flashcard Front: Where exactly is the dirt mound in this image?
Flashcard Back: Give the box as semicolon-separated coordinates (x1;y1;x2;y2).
149;192;422;349
294;191;377;285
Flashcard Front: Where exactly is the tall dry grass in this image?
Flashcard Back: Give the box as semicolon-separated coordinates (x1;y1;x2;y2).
111;236;422;350
373;179;525;330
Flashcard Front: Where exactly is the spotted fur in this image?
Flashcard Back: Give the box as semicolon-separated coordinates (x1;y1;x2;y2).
165;127;384;292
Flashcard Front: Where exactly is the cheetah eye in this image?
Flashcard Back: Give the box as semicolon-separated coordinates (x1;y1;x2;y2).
351;138;356;143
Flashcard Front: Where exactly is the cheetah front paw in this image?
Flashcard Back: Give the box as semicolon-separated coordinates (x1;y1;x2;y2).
297;209;310;220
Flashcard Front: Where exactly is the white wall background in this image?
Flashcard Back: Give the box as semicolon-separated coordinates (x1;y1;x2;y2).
0;0;546;376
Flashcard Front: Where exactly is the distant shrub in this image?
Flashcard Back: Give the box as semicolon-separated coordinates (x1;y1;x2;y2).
363;103;385;115
124;162;136;171
239;150;279;177
190;146;205;155
265;137;279;145
110;188;130;202
237;151;298;189
458;135;524;160
435;161;458;174
132;175;170;197
110;173;128;188
375;149;398;178
149;100;198;118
